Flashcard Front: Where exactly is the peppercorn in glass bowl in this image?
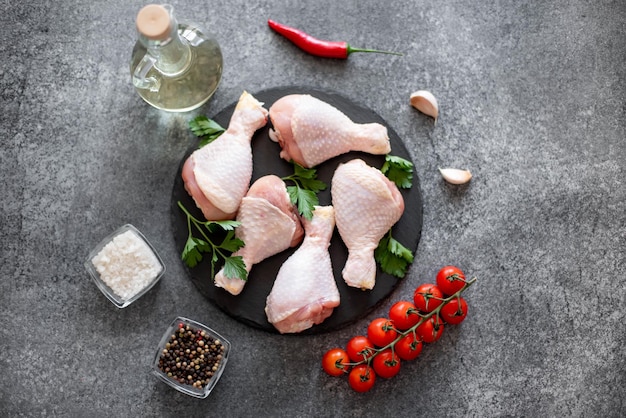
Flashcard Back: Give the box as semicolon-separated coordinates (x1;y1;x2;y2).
152;316;231;398
84;224;165;308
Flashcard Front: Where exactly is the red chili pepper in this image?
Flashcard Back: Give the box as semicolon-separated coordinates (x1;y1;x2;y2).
268;19;402;59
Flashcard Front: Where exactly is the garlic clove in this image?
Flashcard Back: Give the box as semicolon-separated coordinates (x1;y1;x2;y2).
439;168;472;185
410;90;439;120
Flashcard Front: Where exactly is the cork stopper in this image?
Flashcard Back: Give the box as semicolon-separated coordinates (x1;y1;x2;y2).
136;4;171;41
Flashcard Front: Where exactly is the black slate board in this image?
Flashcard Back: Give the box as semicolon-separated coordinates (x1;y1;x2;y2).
170;86;423;334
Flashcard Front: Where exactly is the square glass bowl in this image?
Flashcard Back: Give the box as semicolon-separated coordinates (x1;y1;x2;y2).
84;224;165;308
152;316;231;398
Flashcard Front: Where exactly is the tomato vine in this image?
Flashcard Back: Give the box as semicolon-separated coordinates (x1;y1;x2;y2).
321;266;477;392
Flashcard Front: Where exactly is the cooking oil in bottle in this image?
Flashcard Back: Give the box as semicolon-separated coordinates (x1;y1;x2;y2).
130;4;223;112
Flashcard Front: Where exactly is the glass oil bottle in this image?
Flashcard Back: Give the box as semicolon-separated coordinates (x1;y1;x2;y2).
130;4;223;112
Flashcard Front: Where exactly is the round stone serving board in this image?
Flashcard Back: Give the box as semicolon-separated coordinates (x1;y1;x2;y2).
170;86;423;334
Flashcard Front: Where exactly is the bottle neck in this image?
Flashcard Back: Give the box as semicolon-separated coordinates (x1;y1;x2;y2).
140;15;190;76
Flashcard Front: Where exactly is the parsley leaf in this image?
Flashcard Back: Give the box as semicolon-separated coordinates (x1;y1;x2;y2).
374;230;414;278
189;116;225;147
292;163;327;191
286;186;319;220
282;162;327;220
177;201;247;281
219;230;245;252
182;237;211;268
381;154;414;189
208;220;240;233
222;255;247;280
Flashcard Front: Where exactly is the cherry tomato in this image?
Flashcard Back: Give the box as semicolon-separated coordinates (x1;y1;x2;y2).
416;315;445;343
395;333;423;361
440;297;468;325
321;348;351;377
436;265;467;296
346;335;375;363
348;364;376;393
372;349;401;379
388;300;420;331
367;318;398;347
413;283;444;313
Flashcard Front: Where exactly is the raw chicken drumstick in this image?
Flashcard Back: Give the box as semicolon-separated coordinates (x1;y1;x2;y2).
331;159;405;290
265;206;340;334
214;175;304;296
182;91;268;221
268;94;391;168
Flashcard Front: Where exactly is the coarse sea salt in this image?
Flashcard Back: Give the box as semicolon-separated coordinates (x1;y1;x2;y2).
91;229;163;300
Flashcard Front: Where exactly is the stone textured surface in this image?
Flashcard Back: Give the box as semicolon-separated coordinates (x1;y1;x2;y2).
1;0;625;416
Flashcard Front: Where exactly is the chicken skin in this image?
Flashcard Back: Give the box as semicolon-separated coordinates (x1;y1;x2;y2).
268;94;391;168
331;159;404;290
182;91;268;221
214;175;304;295
265;206;340;334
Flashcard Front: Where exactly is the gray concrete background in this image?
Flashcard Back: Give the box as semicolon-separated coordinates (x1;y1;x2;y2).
2;0;625;416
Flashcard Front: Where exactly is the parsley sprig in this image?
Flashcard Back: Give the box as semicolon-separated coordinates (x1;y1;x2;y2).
381;155;414;189
177;201;247;281
282;162;327;220
189;116;225;147
374;229;415;278
375;154;415;276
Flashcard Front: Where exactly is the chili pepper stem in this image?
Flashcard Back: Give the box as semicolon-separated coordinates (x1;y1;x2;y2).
347;45;403;56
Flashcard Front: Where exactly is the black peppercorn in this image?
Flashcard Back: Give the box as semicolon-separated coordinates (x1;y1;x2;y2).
157;322;226;389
